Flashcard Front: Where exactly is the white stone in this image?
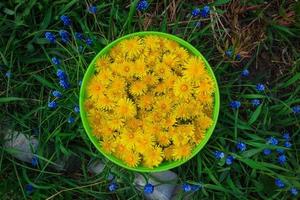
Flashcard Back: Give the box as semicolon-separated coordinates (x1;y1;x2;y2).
134;171;178;200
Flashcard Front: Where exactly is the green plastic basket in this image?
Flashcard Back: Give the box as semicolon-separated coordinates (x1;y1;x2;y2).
79;31;220;172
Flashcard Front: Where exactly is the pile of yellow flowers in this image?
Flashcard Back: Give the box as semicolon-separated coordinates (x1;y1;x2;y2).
85;35;215;168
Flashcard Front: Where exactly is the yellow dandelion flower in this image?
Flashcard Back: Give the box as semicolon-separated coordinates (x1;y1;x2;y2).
146;111;164;123
154;82;168;94
196;114;213;130
120;129;139;148
115;98;137;118
84;99;94;111
115;61;135;78
173;103;190;119
144;54;159;68
191;129;205;144
130;80;147;96
122;150;141;167
110;77;126;91
163;146;174;161
164;74;177;89
137;94;155;110
161;115;177;128
183;57;206;82
162;53;180;69
141;73;159;86
110;43;123;58
173;47;190;63
143;146;164;168
96;56;111;71
194;75;214;94
121;37;144;58
154;63;172;79
87;76;105;99
143;35;160;50
172;143;192;160
154;96;173;113
114;139;129;158
107;117;125;130
156;132;171;147
162;38;180;52
177;124;195;137
96;68;113;85
173;78;193;99
126;118;143;130
171;125;194;146
101;138;116;154
195;92;213;106
135;132;155;154
95;95;114;110
132;58;147;77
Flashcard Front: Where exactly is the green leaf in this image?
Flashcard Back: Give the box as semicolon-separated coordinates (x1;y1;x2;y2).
281;73;300;88
32;74;57;89
0;97;25;103
211;0;231;6
248;104;263;125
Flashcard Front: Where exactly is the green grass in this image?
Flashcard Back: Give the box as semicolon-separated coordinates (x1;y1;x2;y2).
0;0;300;199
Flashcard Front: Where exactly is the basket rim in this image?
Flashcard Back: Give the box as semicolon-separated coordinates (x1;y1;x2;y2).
79;31;220;172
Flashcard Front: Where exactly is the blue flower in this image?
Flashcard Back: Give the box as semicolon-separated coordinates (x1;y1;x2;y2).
284;141;292;148
226;155;234;165
225;50;233;58
144;183;154;194
241;69;250;77
251;99;261;107
59;30;70;43
195;21;202;27
56;69;67;80
282;132;290;140
78;45;84;53
136;0;149;11
200;6;210;18
236;54;242;60
86;38;93;46
182;183;192;192
278;154;286;165
60;15;72;26
191;184;202;191
275;178;285;188
191;8;200;17
31;155;38;167
108;182;118;192
74;105;80;113
290;187;298;196
45;32;56;43
88;5;97;14
48;101;57;109
236;141;247;152
292;105;300;114
67;116;75;124
52;90;62;98
214;150;225;160
229;101;241;109
267;137;278;146
51;57;60;65
59;79;70;89
25;184;34;195
107;173;115;181
263;149;271;155
75;32;84;40
5;71;11;78
78;80;82;86
256;83;265;92
276;148;284;154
